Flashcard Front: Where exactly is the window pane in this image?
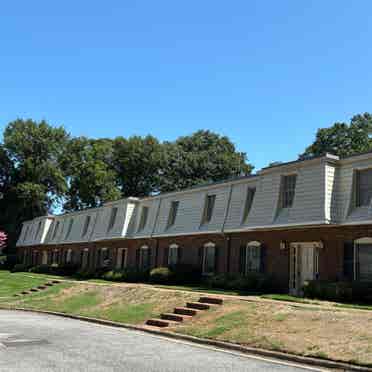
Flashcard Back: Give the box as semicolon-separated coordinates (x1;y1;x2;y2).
282;175;297;208
204;246;215;274
168;246;178;266
108;208;118;231
243;188;256;222
167;201;179;228
358;244;372;281
82;216;91;237
138;207;149;231
357;169;372;206
202;195;216;224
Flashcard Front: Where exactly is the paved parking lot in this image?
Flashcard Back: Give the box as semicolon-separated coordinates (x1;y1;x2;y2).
0;310;324;372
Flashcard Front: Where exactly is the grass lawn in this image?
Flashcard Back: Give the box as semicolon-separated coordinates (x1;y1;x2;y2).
0;271;49;298
171;299;372;367
1;274;200;324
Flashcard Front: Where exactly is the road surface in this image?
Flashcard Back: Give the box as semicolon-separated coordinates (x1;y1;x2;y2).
0;310;324;372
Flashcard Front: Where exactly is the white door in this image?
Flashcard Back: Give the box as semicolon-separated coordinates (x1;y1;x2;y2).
289;243;317;295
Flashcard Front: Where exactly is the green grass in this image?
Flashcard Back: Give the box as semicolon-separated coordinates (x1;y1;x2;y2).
261;294;314;303
0;270;49;298
334;303;372;311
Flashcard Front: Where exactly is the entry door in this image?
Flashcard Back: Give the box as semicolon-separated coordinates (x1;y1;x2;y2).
289;243;316;295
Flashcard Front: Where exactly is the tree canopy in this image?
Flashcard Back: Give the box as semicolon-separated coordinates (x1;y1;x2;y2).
0;119;252;250
300;113;372;159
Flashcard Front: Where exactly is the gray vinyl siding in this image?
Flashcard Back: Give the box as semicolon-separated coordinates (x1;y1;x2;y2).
281;163;325;224
128;199;161;238
336;158;372;223
224;180;258;229
152;185;230;236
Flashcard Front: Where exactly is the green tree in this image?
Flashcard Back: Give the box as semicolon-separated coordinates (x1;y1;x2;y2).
113;135;163;197
160;130;253;192
300;113;372;159
0;119;69;249
62;137;121;211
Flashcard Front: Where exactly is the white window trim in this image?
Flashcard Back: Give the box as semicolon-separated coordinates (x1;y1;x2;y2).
168;243;179;266
202;242;216;275
353;237;372;281
116;248;128;269
245;241;261;274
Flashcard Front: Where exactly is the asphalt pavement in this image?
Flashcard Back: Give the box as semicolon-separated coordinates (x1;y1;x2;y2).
0;310;325;372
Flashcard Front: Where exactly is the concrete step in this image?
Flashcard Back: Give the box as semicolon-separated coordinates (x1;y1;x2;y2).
145;318;178;328
186;302;211;310
52;280;61;284
161;313;192;322
174;307;201;316
37;285;47;290
45;283;54;286
30;288;39;292
199;296;223;305
21;291;30;295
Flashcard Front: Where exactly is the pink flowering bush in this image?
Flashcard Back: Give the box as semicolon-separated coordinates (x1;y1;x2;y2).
0;231;7;250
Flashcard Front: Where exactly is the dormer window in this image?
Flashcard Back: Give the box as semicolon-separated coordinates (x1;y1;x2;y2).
34;221;42;240
107;207;118;232
82;215;91;237
201;195;216;225
167;201;179;228
281;175;297;208
23;226;29;242
242;187;256;223
65;219;74;239
138;206;149;232
356;169;372;207
52;221;60;240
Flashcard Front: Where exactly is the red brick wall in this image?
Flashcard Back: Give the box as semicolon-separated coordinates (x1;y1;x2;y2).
17;224;372;291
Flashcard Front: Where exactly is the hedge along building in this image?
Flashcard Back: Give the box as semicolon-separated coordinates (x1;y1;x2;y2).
16;151;372;294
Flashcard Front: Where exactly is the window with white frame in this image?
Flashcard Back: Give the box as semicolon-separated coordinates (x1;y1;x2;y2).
116;248;128;269
66;249;73;263
201;195;216;225
356;169;372;207
34;221;42;240
167;201;179;228
245;241;261;273
138;206;149;232
168;244;179;266
281;175;297;208
354;237;372;281
82;215;91;237
65;219;74;239
107;208;118;232
242;187;256;223
140;245;150;270
42;251;48;265
52;221;60;240
202;242;216;275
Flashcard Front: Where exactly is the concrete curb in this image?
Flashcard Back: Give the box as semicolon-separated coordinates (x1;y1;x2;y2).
1;306;371;372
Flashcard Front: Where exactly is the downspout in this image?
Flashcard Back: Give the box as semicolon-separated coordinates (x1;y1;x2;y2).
222;184;234;273
151;197;162;267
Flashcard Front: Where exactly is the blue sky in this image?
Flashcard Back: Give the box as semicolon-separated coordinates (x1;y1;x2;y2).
1;1;372;170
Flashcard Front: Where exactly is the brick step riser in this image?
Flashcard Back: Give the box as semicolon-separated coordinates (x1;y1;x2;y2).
174;307;199;316
199;297;223;305
161;313;189;322
186;302;211;310
145;319;171;327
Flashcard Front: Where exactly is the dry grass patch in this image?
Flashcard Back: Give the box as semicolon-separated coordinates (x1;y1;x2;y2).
171;299;372;366
6;282;199;324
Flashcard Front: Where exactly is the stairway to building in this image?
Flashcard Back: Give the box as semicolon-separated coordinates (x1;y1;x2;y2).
145;296;223;328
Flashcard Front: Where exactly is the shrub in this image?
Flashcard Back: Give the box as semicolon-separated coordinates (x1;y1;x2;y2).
303;280;372;303
74;268;97;280
29;264;51;274
149;267;174;284
101;270;126;282
205;272;277;293
100;267;149;283
171;264;202;285
10;263;30;273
